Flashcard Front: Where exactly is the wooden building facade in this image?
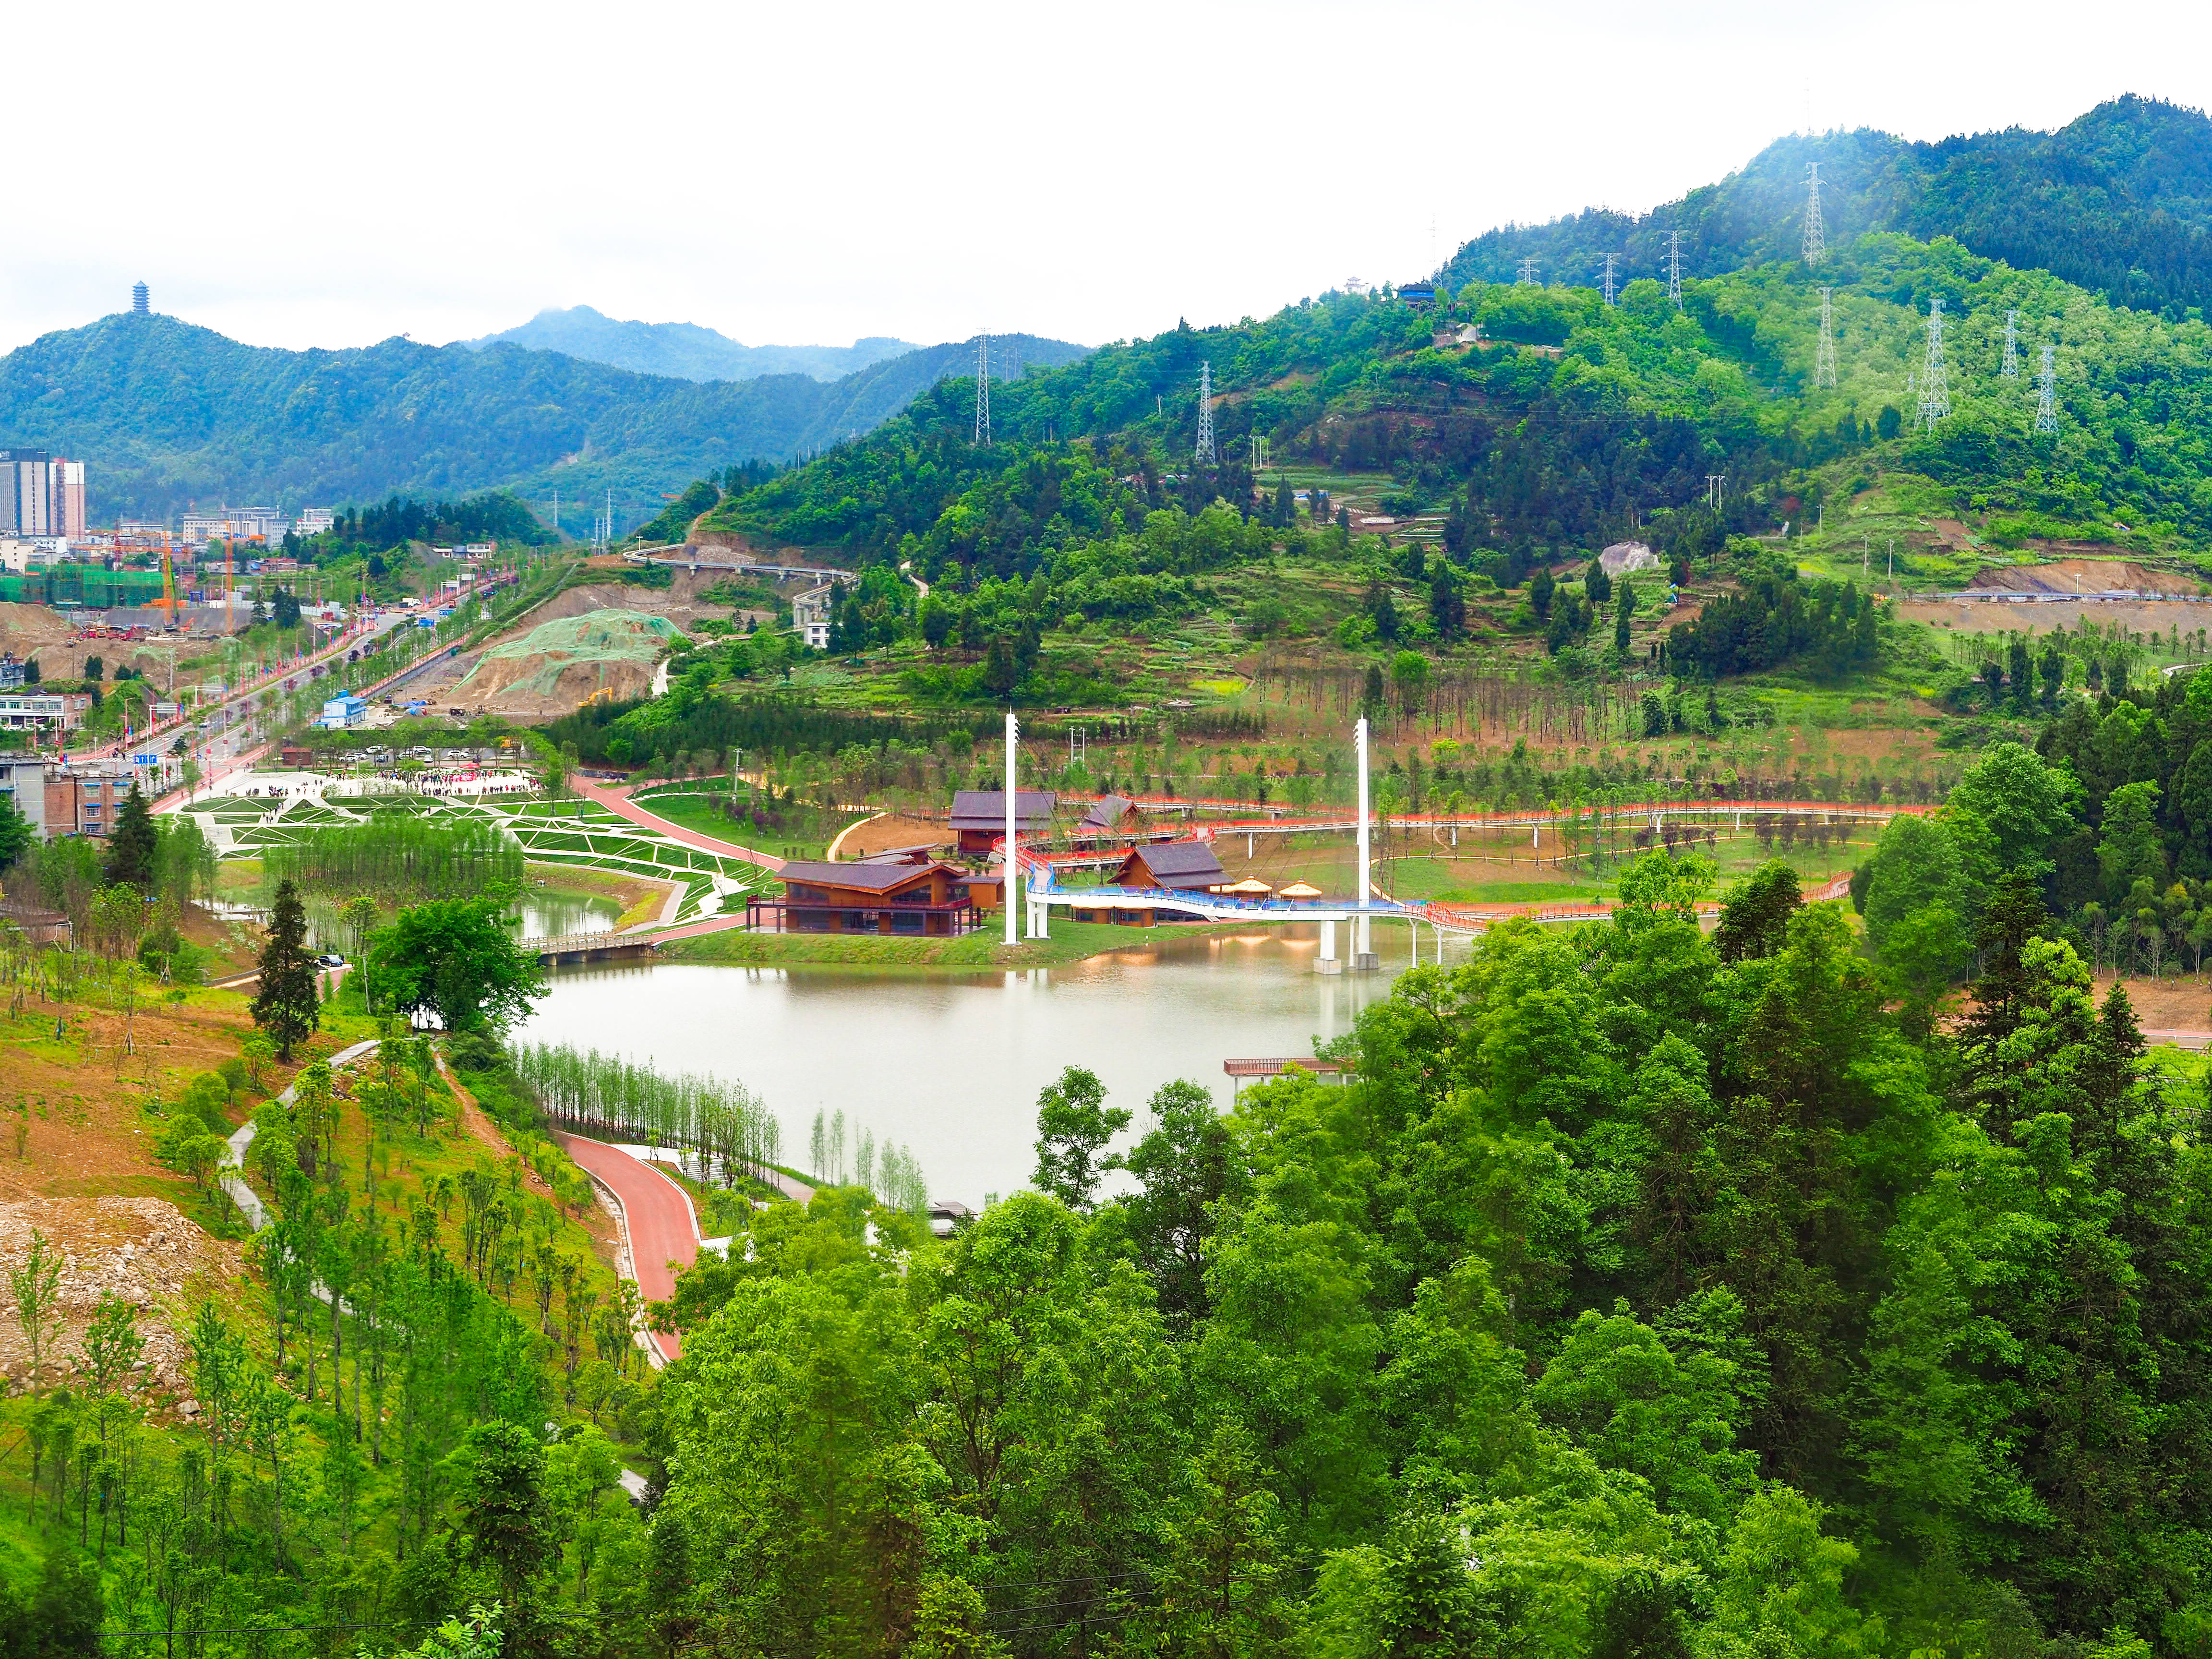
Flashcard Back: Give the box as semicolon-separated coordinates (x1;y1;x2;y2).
749;859;980;936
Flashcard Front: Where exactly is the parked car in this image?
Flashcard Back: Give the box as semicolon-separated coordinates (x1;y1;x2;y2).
316;953;346;968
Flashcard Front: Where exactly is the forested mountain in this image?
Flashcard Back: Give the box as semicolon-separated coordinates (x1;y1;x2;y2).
1443;96;2212;317
0;315;1086;523
709;226;2212;593
462;305;916;383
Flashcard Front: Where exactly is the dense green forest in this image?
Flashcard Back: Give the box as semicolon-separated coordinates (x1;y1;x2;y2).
638;221;2212;710
0;315;1082;522
1443;96;2212;318
34;730;2212;1658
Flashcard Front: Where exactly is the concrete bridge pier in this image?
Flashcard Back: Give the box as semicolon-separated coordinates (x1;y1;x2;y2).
1317;917;1342;974
1352;908;1379;973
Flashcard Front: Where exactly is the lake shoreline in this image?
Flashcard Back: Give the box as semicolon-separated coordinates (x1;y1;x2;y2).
655;917;1295;970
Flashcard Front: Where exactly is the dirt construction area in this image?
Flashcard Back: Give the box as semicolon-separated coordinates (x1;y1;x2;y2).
0;1197;245;1410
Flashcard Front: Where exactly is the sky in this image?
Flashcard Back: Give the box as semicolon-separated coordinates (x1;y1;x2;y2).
8;0;2212;361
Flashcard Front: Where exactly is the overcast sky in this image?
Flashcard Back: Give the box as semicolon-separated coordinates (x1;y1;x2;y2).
7;0;2208;361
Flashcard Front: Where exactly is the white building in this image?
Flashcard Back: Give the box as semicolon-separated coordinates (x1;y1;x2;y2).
295;508;335;536
792;582;835;649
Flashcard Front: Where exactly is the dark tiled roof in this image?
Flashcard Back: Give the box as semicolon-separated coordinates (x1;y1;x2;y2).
777;860;949;895
949;790;1057;830
1081;794;1135;828
1121;840;1226;889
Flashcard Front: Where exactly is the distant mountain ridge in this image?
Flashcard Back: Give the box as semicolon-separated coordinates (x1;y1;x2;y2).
0;317;1089;524
1442;96;2212;316
462;306;917;383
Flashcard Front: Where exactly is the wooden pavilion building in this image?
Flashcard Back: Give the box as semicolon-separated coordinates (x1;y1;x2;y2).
949;790;1058;854
748;859;980;936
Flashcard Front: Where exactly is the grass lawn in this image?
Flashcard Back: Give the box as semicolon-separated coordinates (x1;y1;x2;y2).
660;917;1269;969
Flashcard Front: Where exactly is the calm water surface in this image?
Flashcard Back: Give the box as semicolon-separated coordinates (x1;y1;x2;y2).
514;923;1464;1203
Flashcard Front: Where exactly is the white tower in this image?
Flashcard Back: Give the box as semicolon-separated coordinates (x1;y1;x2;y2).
1916;296;1952;430
2036;341;2058;434
1667;230;1684;310
1517;256;1540;286
1802;162;1825;264
2002;309;2020;378
1354;717;1377;970
1601;252;1619;306
1815;287;1838;389
1003;708;1019;946
1195;362;1216;465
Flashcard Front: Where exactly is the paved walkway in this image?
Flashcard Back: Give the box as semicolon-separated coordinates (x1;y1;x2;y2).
568;777;784;872
554;1133;703;1362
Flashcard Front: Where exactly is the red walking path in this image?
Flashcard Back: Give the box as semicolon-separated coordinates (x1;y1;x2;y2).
556;1133;703;1363
568;776;784;871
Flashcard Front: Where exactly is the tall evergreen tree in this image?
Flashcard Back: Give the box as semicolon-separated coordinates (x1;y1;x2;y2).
251;878;321;1059
104;783;158;891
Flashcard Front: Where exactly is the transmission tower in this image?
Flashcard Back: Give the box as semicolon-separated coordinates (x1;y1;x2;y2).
1802;162;1825;264
1516;255;1540;286
1666;230;1684;310
1815;286;1838;388
2035;341;2058;433
1601;252;1619;306
974;332;992;445
2002;309;2020;378
1195;361;1216;465
1706;473;1727;513
1915;296;1951;430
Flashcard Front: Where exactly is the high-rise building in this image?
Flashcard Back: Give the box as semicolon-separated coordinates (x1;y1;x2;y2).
0;452;81;537
132;282;150;314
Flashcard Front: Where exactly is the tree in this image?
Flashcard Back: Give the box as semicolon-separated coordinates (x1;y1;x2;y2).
11;1227;62;1394
0;793;31;872
251;878;321;1059
372;891;547;1032
460;1421;553;1607
1390;651;1430;718
1615;577;1638;654
1117;1079;1241;1327
1585;554;1613;605
2097;779;2166;899
1712;859;1802;963
1530;564;1556;620
83;1292;145;1399
1947;741;2079;876
104;783;158;892
1030;1065;1130;1211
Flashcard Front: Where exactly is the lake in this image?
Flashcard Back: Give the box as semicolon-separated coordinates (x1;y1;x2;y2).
513;923;1462;1204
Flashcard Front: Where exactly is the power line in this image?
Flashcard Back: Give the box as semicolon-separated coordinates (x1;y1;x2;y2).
1194;361;1216;466
1916;295;1952;430
1802;162;1825;264
974;331;992;446
1600;252;1619;307
1666;230;1684;310
2002;308;2020;378
1815;286;1838;388
2036;340;2058;433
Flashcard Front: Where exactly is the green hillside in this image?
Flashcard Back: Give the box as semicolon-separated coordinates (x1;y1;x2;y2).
712;228;2212;575
1445;96;2212;318
0;316;1086;523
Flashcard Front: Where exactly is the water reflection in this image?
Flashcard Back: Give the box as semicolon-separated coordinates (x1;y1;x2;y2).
514;924;1465;1204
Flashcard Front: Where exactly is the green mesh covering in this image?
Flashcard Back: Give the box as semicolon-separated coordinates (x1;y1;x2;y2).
458;609;684;699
